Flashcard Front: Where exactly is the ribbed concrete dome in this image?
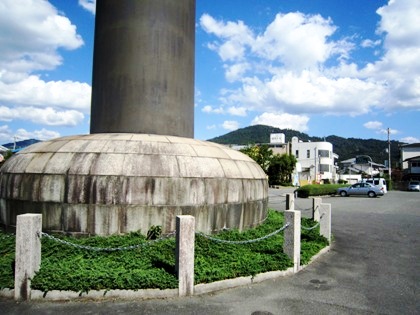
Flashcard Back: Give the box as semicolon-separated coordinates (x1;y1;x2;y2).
0;134;268;235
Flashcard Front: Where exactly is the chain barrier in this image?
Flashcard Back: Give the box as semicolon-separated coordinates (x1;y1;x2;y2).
301;221;320;231
294;202;313;211
38;231;176;252
268;195;286;203
196;222;290;245
301;213;325;231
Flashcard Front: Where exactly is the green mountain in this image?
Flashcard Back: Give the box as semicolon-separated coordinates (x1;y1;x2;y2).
207;125;402;166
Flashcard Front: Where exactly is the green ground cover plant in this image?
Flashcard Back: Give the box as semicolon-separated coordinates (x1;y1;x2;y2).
0;210;328;293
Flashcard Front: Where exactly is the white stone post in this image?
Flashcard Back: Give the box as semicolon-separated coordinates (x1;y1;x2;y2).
14;214;42;301
312;197;322;222
283;210;301;272
319;203;331;243
285;193;295;210
176;215;195;296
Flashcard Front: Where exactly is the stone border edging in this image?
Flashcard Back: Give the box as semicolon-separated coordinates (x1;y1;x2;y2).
0;245;330;302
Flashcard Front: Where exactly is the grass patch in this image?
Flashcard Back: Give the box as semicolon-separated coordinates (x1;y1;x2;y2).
0;210;328;293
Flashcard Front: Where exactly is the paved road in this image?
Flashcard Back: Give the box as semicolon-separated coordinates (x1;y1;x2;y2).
2;189;419;314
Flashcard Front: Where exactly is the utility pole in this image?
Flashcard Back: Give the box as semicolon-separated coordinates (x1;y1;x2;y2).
388;128;391;180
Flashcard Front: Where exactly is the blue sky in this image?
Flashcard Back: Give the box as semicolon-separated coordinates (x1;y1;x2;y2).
0;0;419;145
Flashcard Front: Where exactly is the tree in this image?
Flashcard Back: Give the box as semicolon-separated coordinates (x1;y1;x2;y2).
240;144;273;172
267;153;297;185
240;145;297;185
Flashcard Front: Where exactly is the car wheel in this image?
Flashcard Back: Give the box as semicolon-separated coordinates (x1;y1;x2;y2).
368;191;376;198
340;191;347;197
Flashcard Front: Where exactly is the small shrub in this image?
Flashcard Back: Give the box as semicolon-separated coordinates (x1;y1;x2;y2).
296;184;348;198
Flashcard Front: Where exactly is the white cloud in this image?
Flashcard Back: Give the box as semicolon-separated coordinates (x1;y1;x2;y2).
0;106;84;126
224;62;250;82
361;0;420;109
400;136;420;144
200;0;420;134
364;121;383;130
252;13;340;69
79;0;96;14
15;128;60;141
363;121;399;136
251;113;309;132
0;75;91;112
0;0;84;76
361;39;381;48
227;106;247;116
202;105;225;114
222;120;240;131
0;125;13;143
0;0;90;134
200;14;254;62
0;124;59;142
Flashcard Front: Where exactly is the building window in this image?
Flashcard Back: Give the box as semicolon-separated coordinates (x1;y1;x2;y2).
318;149;330;158
319;164;330;172
295;150;299;158
307;150;310;158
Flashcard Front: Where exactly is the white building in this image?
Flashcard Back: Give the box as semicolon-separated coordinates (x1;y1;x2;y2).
400;143;420;180
290;137;338;185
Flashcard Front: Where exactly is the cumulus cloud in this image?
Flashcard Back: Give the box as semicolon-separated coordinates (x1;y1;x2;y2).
0;0;90;134
400;136;420;144
0;76;91;111
251;113;309;132
199;0;420;134
0;0;83;76
361;39;381;48
0;106;84;126
79;0;96;14
202;105;225;114
364;121;383;130
0;124;59;142
363;121;399;135
15;128;60;141
0;125;13;143
222;120;240;131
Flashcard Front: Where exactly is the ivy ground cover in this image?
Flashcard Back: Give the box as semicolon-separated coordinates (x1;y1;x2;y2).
0;210;328;293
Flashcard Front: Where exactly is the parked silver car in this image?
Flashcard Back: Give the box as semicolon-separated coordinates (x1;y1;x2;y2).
407;181;420;192
337;182;384;198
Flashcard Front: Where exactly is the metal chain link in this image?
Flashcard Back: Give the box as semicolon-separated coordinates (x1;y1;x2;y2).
294;203;313;211
301;221;320;231
38;231;175;252
301;213;325;231
196;222;290;245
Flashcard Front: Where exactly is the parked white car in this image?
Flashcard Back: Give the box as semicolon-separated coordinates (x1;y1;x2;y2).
361;178;387;194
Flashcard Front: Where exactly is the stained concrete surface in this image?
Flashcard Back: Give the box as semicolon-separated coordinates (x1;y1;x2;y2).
1;188;419;314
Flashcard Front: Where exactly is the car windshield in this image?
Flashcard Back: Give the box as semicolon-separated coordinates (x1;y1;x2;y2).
410;181;419;185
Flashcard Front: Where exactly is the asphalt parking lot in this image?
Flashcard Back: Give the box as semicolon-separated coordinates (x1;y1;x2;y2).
1;188;419;314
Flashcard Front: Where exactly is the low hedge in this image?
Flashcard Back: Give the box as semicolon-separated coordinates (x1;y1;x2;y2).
296;184;348;198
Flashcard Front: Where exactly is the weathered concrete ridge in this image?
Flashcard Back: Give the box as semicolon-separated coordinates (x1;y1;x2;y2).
0;134;268;235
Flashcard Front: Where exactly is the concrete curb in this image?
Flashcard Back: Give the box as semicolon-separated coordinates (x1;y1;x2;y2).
0;245;331;302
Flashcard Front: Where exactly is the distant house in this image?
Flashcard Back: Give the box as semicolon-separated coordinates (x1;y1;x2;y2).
339;155;386;178
290;136;338;185
400;143;420;180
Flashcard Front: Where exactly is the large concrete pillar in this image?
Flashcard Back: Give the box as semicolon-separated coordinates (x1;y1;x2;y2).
90;0;195;137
